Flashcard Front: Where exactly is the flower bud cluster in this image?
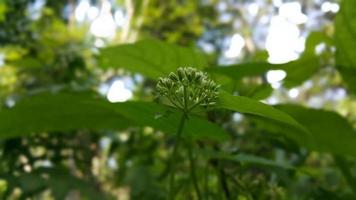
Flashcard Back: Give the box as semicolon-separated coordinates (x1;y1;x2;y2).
156;67;219;112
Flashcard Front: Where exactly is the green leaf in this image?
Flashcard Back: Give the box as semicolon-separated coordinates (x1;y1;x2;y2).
229;154;294;170
282;56;319;88
0;92;132;139
111;101;229;141
276;105;356;157
0;92;228;141
208;56;318;88
245;84;273;100
98;39;207;79
335;0;356;93
217;91;306;132
124;166;165;200
1;168;112;199
202;150;294;170
0;3;7;22
8;57;43;68
207;62;274;80
303;31;333;55
207;32;328;88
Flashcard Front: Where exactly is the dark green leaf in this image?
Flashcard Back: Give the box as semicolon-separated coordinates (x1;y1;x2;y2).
98;39;207;79
335;0;356;93
0;92;228;141
111;101;229;141
277;105;356;157
0;92;132;139
208;56;318;88
217;91;306;132
246;84;273;100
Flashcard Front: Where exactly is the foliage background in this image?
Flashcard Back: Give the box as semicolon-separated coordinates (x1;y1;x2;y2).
0;0;356;199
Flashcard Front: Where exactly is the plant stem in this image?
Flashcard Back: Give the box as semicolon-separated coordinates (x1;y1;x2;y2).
204;163;209;199
335;155;356;193
211;146;231;200
168;113;186;199
218;162;231;200
188;140;202;200
183;85;188;109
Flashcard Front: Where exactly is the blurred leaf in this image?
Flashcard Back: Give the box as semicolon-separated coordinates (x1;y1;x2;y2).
282;56;319;88
45;168;112;200
0;179;6;199
208;56;318;88
217;91;306;132
207;31;327;88
303;31;332;55
0;92;132;139
336;67;356;94
276;105;356;157
125;166;165;200
9;57;43;68
228;154;294;170
98;39;207;79
112;101;230;141
0;92;228;141
0;45;28;60
207;62;275;80
335;0;356;93
0;2;6;22
202;150;294;170
1;168;111;199
246;84;273;100
2;172;46;197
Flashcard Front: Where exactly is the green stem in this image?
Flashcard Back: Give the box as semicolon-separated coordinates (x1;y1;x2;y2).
183;85;188;109
167;96;183;111
218;162;231;200
188;140;202;200
168;113;186;199
173;93;184;107
204;164;209;199
335;155;356;193
187;96;208;112
212;146;231;200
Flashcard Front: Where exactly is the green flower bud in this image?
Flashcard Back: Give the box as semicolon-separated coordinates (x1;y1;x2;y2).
177;68;185;81
168;72;179;82
156;67;219;112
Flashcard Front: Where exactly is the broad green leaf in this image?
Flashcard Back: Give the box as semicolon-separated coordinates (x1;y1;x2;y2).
217;91;306;132
242;84;273;100
335;0;356;93
0;92;228;141
98;39;207;79
282;56;319;88
337;67;356;94
208;56;318;88
277;105;356;157
111;101;229;141
0;92;132;139
207;62;274;80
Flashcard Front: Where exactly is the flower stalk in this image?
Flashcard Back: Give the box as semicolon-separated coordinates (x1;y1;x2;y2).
156;67;219;199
